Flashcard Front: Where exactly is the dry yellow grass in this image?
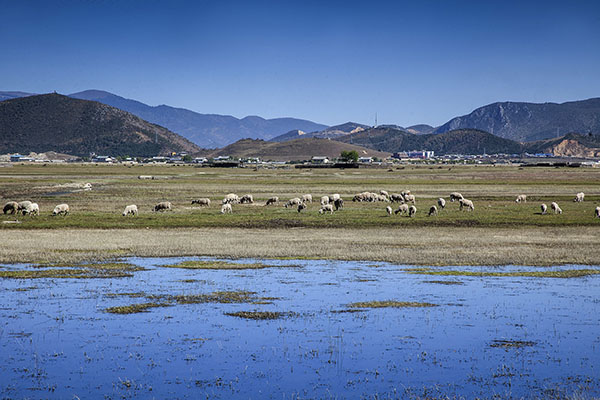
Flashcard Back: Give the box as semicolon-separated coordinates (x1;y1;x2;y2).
2;226;599;266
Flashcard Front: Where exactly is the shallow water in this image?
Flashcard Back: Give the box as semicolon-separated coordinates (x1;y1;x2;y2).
1;258;599;399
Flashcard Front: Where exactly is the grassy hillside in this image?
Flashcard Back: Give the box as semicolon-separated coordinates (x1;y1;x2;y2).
0;93;201;156
202;137;390;160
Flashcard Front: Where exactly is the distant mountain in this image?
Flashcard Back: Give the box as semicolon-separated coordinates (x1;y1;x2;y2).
337;126;523;155
406;124;435;135
270;121;370;142
434;98;600;142
69;90;327;148
0;91;35;102
0;94;201;156
202;137;390;161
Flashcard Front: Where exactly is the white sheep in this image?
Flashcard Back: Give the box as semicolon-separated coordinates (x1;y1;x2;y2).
319;204;334;214
450;192;464;202
574;192;585;202
408;205;417;217
302;194;313;203
380;190;389;198
540;203;548;215
222;193;239;204
122;204;138;216
428;205;438;216
404;194;416;204
515;194;527;203
595;206;600;218
437;198;446;209
285;197;303;208
394;203;409;215
221;203;232;214
386;206;392;215
53;203;69;216
328;193;341;203
3;201;18;215
551;202;562;214
191;198;211;207
265;196;279;206
17;201;32;215
320;195;330;205
389;193;404;203
23;203;39;216
153;201;172;212
459;198;474;211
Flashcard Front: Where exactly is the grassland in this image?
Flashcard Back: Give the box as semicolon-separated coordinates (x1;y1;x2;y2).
0;163;599;265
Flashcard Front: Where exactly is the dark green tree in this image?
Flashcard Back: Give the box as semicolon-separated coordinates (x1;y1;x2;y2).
340;150;359;162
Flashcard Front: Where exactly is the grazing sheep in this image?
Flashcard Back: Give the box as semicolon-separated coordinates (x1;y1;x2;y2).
222;193;239;204
403;194;416;204
540;203;548;215
408;205;417;217
574;192;585;202
328;193;341;203
401;190;411;198
595;206;600;218
3;201;18;215
285;197;303;208
23;203;39;216
122;204;138;216
297;203;307;213
450;192;464;202
240;194;254;204
138;175;154;180
153;201;172;212
380;190;389;197
319;204;334;214
437;198;446;209
301;194;313;203
265;196;279;206
52;203;69;216
459;198;474;211
515;194;527;203
428;205;438;216
386;206;392;215
394;203;409;215
83;182;92;191
191;198;211;207
334;198;344;211
220;203;232;214
320;195;330;205
17;201;32;214
390;193;404;203
551;202;562;214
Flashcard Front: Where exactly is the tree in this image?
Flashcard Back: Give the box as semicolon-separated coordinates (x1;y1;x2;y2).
340;150;359;162
182;154;193;163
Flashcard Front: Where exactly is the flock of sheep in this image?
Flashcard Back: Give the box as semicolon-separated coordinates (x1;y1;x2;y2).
3;189;599;220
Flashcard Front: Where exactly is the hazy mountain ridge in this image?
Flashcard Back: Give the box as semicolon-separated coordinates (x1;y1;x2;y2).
0;94;201;156
434;98;600;142
270;122;370;142
69;90;328;148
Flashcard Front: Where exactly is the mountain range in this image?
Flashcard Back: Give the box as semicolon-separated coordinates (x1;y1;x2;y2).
0;94;200;156
0;90;598;157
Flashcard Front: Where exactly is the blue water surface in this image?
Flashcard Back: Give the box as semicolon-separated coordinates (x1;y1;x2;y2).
1;258;599;399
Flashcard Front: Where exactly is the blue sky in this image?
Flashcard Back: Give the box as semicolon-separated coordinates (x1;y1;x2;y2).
1;0;599;126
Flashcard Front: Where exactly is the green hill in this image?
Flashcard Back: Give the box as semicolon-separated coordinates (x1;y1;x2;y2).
0;93;201;156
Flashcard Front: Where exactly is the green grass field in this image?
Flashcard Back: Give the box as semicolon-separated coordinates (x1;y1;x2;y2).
1;163;599;229
1;163;598;266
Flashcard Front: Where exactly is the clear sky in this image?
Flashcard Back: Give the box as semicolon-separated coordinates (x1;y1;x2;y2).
1;0;599;127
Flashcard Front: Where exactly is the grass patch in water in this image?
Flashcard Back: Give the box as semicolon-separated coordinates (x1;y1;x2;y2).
424;280;465;285
348;300;438;309
160;260;298;270
404;268;600;278
155;290;265;305
490;339;536;349
224;311;287;320
105;302;171;314
0;268;133;279
105;292;147;298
